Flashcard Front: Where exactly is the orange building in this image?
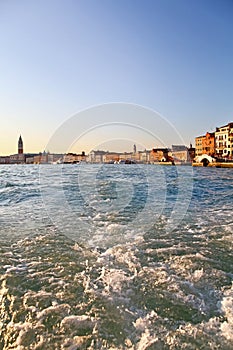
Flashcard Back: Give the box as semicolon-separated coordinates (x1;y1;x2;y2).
150;148;168;163
195;132;215;156
202;132;215;156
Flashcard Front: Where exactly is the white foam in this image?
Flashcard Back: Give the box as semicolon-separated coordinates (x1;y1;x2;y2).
5;264;28;274
133;312;162;350
37;303;71;320
101;268;129;294
136;328;158;350
61;335;94;350
5;321;36;349
99;244;141;274
106;223;122;231
220;283;233;341
61;315;94;329
193;268;204;281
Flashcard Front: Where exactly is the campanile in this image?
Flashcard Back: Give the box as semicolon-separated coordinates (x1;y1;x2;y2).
18;135;23;154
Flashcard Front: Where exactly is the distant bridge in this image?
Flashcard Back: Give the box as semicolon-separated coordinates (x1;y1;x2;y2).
195;154;216;166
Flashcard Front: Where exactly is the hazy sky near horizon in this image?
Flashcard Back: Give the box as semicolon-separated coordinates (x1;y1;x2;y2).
1;0;233;155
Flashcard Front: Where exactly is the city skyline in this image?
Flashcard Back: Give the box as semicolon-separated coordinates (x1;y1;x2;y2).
0;133;195;164
1;0;233;154
0;114;231;157
0;133;190;157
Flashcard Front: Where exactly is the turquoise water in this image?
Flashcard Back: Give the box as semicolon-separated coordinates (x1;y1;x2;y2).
0;165;232;349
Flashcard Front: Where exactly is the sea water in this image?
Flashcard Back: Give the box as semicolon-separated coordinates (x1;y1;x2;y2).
0;164;232;349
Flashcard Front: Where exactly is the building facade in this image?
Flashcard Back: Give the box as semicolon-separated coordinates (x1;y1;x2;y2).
202;132;215;156
103;153;120;163
215;122;233;158
195;133;215;157
138;150;151;163
150;148;169;163
195;135;205;156
172;145;190;163
0;156;10;164
63;152;86;163
87;150;107;163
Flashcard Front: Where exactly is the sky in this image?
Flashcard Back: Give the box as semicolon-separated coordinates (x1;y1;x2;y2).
0;0;233;155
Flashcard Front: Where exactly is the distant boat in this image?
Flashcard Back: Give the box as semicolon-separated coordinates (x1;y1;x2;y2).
52;159;63;164
118;159;136;164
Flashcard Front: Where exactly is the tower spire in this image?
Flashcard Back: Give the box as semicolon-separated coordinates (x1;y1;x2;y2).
18;135;23;154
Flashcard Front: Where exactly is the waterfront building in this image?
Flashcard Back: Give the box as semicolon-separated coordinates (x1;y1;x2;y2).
64;153;79;163
150;148;169;163
25;156;34;164
34;152;47;164
202;132;215;156
195;135;205;156
195;132;215;157
215;122;233;158
25;154;38;164
131;151;140;162
33;152;51;164
33;152;65;164
51;154;64;164
172;145;190;163
119;152;134;162
188;144;196;162
33;153;42;164
41;151;49;164
63;152;86;163
87;150;107;163
87;149;151;163
103;152;120;163
138;150;151;163
49;153;64;164
0;156;10;164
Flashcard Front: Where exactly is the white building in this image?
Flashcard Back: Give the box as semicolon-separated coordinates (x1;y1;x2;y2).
215;122;233;158
138;150;151;163
87;150;107;163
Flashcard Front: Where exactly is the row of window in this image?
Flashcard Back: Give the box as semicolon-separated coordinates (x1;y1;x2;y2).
216;144;233;147
216;135;227;140
216;150;233;155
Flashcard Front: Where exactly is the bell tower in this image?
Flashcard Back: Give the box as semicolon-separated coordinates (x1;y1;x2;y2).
18;135;23;154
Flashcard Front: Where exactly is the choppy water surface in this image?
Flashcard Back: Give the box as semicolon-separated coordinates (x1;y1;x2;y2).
0;164;232;349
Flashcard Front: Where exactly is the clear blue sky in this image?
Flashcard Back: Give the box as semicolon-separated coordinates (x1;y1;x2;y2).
0;0;233;154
